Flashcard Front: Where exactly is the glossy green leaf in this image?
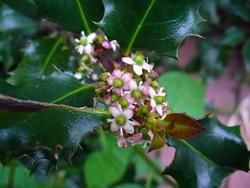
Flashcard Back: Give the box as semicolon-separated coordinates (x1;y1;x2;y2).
0;34;14;73
0;0;40;20
99;0;203;57
159;72;205;118
3;37;95;107
34;0;104;34
164;117;250;188
0;3;36;33
84;134;132;188
0;95;109;162
162;113;205;139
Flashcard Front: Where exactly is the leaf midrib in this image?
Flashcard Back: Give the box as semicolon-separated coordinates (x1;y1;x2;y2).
50;83;94;104
125;0;156;54
76;0;91;34
181;140;216;165
41;37;63;74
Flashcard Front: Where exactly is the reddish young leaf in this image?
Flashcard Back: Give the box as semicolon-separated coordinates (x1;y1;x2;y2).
161;113;205;139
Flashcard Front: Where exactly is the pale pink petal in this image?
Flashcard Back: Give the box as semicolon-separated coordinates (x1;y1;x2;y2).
133;65;143;75
129;120;139;126
75;39;80;43
122;57;134;65
142;85;150;96
109;106;120;117
102;41;111;49
85;44;93;54
113;69;122;77
150;99;156;109
156;105;163;116
107;76;114;86
110;40;119;51
87;33;96;43
122;72;132;82
123;123;134;134
110;120;120;132
123;109;133;119
149;87;156;98
81;31;86;38
76;45;84;54
142;62;153;72
129;79;137;90
118;137;127;148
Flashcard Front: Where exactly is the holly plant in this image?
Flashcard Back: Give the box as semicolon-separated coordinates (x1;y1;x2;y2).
0;0;249;188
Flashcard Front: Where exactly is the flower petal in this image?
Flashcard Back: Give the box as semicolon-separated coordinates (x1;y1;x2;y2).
110;120;120;132
149;87;156;98
156;105;163;116
129;79;137;90
117;137;127;148
133;65;143;75
81;31;86;38
123;109;134;119
85;44;93;54
150;99;156;109
109;106;120;117
123;122;134;134
110;40;119;51
122;57;134;65
142;62;153;72
87;33;96;43
113;69;122;77
122;72;132;82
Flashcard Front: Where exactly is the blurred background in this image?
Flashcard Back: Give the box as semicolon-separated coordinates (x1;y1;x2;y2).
0;0;250;187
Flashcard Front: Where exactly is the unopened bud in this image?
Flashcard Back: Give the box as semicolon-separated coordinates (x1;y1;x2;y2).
145;115;157;128
132;89;142;100
100;72;109;81
111;93;118;102
119;97;129;108
81;54;89;62
154;96;165;105
151;80;159;89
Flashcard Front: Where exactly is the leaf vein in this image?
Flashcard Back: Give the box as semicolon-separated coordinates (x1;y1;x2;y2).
125;0;156;54
76;0;91;34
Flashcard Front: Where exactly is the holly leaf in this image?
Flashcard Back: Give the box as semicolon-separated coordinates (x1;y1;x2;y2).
0;3;36;34
0;0;40;20
34;0;104;34
161;113;205;139
2;37;95;107
164;117;250;188
99;0;203;57
0;95;109;163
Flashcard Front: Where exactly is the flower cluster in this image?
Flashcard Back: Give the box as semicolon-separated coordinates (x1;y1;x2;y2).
98;53;168;148
75;31;169;148
74;31;119;80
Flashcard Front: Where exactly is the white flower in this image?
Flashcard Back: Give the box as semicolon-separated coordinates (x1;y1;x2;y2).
122;54;153;75
149;87;168;117
110;40;119;51
74;72;82;80
107;105;138;135
75;31;96;55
